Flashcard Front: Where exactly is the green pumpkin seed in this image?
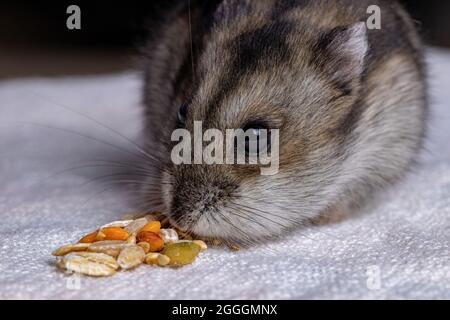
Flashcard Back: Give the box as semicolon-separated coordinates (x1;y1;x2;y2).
162;242;201;266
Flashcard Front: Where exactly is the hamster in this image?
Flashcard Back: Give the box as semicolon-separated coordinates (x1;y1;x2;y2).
141;0;427;244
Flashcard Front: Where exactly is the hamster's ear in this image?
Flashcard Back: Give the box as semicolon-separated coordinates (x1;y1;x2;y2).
314;22;368;93
214;0;252;24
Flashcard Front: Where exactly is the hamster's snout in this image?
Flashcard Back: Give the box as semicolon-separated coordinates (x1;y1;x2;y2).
164;165;239;235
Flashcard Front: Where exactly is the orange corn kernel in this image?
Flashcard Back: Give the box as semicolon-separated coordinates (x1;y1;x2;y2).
98;227;129;241
136;231;164;252
140;221;161;234
78;231;98;244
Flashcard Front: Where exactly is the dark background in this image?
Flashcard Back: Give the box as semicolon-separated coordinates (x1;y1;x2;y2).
1;0;449;79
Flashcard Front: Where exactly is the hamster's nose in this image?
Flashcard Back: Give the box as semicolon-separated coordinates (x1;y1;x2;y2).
169;167;238;226
172;183;233;214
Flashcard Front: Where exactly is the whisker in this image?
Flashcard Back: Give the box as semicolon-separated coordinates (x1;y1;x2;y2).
187;0;196;82
78;180;165;210
234;196;301;225
215;211;251;239
227;201;280;231
78;173;160;188
223;206;284;252
85;159;168;176
235;194;344;241
17;121;168;174
229;200;292;230
28;90;165;166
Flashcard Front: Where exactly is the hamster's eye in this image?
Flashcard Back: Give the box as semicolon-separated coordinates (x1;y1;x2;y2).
242;121;271;156
177;102;188;125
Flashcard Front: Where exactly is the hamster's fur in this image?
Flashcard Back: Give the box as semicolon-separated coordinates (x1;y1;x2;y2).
141;0;427;244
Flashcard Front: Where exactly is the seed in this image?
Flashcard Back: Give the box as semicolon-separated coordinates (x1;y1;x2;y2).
124;218;149;235
162;242;201;266
228;244;241;251
87;240;129;257
192;240;208;251
98;227;129;241
137;242;151;253
136;231;164;252
95;230;106;241
126;234;137;244
211;239;223;246
140;221;161;234
117;245;146;270
57;252;118;277
52;243;91;256
53;216;208;276
144;253;158;265
100;220;133;229
78;231;98;244
122;211;153;221
145;253;171;266
158;254;171;266
159;229;179;244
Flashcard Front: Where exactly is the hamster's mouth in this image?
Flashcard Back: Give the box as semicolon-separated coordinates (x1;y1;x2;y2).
163;208;232;241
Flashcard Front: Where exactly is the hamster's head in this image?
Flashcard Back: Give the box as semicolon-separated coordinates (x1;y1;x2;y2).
159;3;369;243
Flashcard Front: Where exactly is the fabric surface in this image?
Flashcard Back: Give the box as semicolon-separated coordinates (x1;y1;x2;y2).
0;50;449;300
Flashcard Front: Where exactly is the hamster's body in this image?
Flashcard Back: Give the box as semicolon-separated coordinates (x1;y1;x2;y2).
142;0;427;243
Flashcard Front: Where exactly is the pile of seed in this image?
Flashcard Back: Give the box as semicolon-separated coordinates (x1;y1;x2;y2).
52;215;207;277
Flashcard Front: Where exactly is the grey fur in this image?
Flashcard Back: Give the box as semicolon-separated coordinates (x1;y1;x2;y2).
141;0;427;244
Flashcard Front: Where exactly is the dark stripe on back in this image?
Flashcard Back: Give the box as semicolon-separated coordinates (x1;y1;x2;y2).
207;22;294;116
234;21;293;74
271;0;311;20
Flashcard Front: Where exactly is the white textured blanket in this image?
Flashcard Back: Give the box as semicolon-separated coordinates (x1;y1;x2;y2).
0;49;449;300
